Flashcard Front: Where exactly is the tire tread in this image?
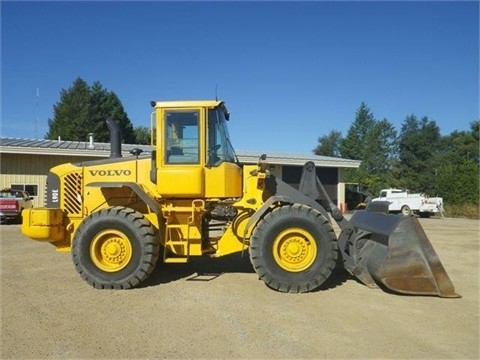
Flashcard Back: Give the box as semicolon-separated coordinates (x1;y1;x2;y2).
72;206;159;289
249;204;338;293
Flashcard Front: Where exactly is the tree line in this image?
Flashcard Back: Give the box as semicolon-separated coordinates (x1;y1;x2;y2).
314;102;479;210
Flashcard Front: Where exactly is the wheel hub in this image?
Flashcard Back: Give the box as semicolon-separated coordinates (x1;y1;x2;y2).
90;230;133;272
103;239;126;261
282;238;307;262
273;228;317;272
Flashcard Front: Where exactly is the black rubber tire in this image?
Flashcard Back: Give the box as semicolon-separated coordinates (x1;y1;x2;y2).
15;210;23;224
72;206;160;289
249;204;338;293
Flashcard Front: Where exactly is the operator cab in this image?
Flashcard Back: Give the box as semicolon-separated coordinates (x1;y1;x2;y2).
150;100;242;198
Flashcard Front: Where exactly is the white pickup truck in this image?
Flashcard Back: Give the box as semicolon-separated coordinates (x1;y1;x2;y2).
371;188;444;217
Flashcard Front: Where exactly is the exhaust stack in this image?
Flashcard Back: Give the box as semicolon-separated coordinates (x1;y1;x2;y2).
106;118;122;158
87;133;95;150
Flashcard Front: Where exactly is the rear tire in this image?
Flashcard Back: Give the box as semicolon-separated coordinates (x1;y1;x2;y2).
72;206;160;289
249;204;338;293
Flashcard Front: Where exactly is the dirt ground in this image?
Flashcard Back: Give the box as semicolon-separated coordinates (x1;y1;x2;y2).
1;216;479;359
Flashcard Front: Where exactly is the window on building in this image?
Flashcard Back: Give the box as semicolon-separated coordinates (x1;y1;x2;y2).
11;184;38;197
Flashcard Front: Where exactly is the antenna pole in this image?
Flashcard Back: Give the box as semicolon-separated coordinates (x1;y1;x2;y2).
35;87;40;138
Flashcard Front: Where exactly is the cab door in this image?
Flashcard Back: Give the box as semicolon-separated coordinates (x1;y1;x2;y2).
156;108;205;197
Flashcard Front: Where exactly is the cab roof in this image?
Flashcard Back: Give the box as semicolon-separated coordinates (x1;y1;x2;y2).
150;100;224;109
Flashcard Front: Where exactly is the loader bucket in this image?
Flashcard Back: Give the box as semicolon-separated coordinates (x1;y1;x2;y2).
340;210;460;298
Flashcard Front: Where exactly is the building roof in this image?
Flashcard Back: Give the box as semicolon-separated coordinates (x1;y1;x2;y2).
235;150;360;168
0;137;361;168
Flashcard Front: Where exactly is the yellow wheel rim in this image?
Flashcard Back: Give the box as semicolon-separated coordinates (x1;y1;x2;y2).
90;230;133;272
272;228;317;272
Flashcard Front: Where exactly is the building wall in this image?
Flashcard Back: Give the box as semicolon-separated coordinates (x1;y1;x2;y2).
0;153;99;207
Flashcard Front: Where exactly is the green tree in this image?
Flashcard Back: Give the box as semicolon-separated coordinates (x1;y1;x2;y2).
438;120;479;165
337;103;397;194
134;126;151;145
397;115;441;193
340;102;376;160
435;161;479;205
46;77;135;143
360;118;398;194
362;118;398;174
313;130;343;157
433;120;479;205
46;78;90;141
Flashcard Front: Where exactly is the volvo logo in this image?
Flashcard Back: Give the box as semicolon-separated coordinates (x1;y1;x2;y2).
89;169;132;176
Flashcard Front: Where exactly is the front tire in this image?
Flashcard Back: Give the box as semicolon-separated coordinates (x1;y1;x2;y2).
72;206;160;289
15;209;23;224
249;204;338;293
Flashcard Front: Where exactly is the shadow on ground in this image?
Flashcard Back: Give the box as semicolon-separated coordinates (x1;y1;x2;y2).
143;252;255;288
143;251;350;293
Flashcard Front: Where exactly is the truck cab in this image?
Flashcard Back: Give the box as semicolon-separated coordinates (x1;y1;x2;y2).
378;189;409;198
0;188;33;223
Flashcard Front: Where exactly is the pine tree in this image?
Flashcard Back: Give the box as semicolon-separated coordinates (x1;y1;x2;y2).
398;115;441;193
340;102;376;160
46;77;135;143
46;78;90;141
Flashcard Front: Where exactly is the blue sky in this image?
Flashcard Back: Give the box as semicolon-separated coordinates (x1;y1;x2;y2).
2;1;479;154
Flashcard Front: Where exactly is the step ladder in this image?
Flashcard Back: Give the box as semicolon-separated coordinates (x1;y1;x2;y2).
162;200;205;263
163;223;191;263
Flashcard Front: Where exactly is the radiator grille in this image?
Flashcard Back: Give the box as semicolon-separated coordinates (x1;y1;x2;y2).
63;172;83;215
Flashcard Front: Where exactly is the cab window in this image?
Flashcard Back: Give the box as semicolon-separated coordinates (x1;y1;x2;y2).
207;108;236;166
165;110;200;164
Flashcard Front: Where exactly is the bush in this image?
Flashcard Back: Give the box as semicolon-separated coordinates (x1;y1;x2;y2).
443;203;479;219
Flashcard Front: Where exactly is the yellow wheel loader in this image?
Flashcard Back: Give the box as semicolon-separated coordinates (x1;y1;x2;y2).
21;100;459;297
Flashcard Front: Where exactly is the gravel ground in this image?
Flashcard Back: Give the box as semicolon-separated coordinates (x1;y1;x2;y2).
1;216;479;359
